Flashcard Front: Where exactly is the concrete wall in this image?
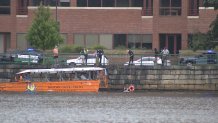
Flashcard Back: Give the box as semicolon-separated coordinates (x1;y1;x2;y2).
107;65;218;91
1;64;218;91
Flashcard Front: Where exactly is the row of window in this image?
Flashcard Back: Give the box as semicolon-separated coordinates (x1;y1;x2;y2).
0;0;10;14
15;33;152;50
1;0;212;16
1;33;194;54
77;0;143;7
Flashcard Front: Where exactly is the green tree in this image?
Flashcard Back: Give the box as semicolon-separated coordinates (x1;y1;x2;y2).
207;15;218;48
190;32;208;51
26;4;63;50
204;0;218;10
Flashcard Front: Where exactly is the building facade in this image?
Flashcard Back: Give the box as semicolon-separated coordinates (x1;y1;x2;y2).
0;0;217;54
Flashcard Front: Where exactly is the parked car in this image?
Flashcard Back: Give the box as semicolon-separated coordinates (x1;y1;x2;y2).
180;50;217;65
124;56;171;66
66;54;109;66
12;48;43;64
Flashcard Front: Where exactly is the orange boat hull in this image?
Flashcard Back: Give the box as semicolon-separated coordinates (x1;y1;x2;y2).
0;80;100;92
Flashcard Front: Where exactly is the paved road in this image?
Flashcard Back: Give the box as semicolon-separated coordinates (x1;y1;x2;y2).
0;91;218;123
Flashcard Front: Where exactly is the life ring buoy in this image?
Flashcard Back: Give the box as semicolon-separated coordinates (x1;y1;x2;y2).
128;85;135;92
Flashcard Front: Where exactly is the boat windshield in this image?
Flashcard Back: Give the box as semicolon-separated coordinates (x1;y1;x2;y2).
16;67;106;82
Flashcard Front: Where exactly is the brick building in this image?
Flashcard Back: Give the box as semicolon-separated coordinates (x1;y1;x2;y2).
0;0;217;54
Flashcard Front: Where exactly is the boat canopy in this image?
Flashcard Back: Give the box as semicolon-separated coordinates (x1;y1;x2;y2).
16;67;106;75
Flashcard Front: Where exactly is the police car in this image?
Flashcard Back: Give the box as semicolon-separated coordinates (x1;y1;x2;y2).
12;48;43;64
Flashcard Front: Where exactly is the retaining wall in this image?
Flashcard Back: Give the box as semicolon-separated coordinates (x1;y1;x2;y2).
1;64;218;91
107;65;218;91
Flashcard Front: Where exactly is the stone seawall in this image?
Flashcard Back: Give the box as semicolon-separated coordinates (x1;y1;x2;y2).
0;65;218;91
107;65;218;91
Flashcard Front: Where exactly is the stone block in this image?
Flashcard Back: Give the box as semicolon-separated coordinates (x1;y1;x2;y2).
194;84;205;90
174;80;195;84
140;80;158;84
142;84;150;89
175;84;189;90
161;75;175;80
204;84;216;91
148;84;158;89
164;84;176;90
161;80;174;84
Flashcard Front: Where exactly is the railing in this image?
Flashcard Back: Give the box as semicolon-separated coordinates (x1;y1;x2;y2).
141;8;153;16
159;7;181;16
17;7;28;15
188;9;199;16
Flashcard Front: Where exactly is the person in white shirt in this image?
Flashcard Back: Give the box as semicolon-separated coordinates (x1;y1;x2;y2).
161;47;169;66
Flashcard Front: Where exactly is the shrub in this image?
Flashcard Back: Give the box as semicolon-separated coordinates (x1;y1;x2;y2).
91;45;107;50
59;45;84;53
114;45;127;50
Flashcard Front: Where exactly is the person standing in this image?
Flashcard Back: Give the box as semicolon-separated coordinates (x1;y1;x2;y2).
127;49;134;65
83;48;88;65
161;47;169;66
154;48;159;65
53;45;59;66
98;49;104;65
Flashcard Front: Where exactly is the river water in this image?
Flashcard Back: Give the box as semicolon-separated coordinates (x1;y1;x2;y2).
0;91;218;123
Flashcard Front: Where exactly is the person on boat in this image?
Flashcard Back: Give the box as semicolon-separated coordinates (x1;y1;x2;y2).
18;74;23;82
23;73;31;82
27;82;36;92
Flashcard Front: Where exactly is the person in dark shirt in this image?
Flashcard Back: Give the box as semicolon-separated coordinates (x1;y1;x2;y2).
98;49;104;65
127;50;134;65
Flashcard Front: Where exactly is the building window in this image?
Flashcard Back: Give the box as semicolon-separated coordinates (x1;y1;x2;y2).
16;33;29;50
74;34;113;49
88;0;101;7
0;0;10;14
127;34;152;49
159;0;181;16
142;0;153;16
114;34;127;49
188;0;199;16
85;34;98;47
17;0;29;15
60;0;70;7
102;0;115;7
74;34;85;46
77;0;145;7
131;0;143;7
32;0;70;7
116;0;129;7
99;34;113;49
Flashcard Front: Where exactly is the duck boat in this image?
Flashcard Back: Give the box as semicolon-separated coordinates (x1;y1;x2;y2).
0;67;108;92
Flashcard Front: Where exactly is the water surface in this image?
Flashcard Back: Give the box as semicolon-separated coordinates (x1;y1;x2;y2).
0;91;218;123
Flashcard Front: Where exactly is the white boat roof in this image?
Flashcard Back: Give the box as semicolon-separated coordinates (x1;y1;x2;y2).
16;67;105;74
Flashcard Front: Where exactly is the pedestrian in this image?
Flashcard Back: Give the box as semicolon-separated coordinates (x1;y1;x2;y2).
83;48;88;65
53;45;59;66
127;49;134;65
154;48;159;65
98;49;104;65
161;47;169;66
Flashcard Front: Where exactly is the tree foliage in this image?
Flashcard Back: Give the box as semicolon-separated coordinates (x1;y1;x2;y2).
26;4;63;50
204;0;218;10
190;32;209;51
190;1;218;51
207;15;218;48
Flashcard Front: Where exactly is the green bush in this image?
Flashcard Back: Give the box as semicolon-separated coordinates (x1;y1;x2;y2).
114;45;127;50
91;45;107;50
59;45;84;53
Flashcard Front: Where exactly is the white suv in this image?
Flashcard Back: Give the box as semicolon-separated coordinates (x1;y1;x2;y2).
66;54;109;66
